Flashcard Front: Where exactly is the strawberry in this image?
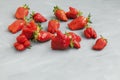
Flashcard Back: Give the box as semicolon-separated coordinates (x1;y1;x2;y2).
22;20;38;39
51;30;70;50
93;35;107;50
53;6;68;21
15;4;29;19
68;14;92;30
66;32;81;49
34;30;53;42
84;26;97;39
47;19;60;33
8;20;25;34
66;7;79;19
30;12;47;23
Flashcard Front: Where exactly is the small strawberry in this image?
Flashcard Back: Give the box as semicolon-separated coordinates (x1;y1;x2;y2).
51;30;70;50
15;4;30;19
8;20;25;34
53;6;68;21
66;7;79;19
84;26;97;39
68;13;92;30
93;35;107;50
30;12;47;23
47;19;60;33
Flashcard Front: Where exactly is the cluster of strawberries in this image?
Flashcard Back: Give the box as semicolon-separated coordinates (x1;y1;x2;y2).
8;4;107;51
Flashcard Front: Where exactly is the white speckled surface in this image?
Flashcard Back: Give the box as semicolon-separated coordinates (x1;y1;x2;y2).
0;0;120;80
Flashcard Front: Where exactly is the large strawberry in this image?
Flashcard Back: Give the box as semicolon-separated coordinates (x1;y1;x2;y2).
8;20;26;34
15;4;29;19
66;7;79;19
53;6;68;21
30;12;47;23
47;19;60;33
51;30;70;50
68;14;92;30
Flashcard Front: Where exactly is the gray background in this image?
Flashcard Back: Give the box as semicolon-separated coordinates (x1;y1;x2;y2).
0;0;120;80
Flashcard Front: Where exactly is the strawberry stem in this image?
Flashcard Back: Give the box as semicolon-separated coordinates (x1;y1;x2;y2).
23;4;30;10
77;11;83;17
100;35;108;43
87;13;92;24
53;6;60;13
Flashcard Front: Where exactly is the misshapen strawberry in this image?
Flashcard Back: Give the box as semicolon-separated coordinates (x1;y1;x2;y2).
47;19;60;33
51;30;70;50
84;26;97;39
66;32;81;49
93;35;107;50
53;6;68;21
15;4;29;19
8;20;25;34
66;7;79;19
68;14;92;30
14;34;31;51
30;12;47;23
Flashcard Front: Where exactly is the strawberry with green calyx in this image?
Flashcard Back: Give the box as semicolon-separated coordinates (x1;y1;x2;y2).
51;30;70;50
15;4;30;19
93;35;107;50
47;19;60;33
68;13;92;30
65;32;81;49
84;25;97;39
53;6;68;21
30;11;47;23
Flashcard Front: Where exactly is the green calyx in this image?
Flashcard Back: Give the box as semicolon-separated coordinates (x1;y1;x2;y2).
87;13;92;24
53;6;60;13
30;11;35;19
23;4;30;10
77;11;83;17
70;39;74;48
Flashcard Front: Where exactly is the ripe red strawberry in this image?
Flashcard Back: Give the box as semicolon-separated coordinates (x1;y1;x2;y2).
31;12;47;23
34;30;53;42
53;6;68;21
66;7;79;19
16;34;28;44
93;36;107;50
14;42;25;51
68;14;92;30
47;19;60;33
66;32;81;49
15;4;29;19
8;20;25;34
51;30;70;50
22;20;38;39
84;26;97;39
